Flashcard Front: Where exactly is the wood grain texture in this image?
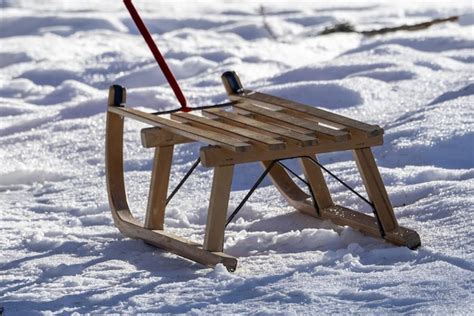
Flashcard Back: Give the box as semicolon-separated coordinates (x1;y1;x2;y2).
299;156;333;209
231;91;383;137
145;145;174;230
204;165;234;252
171;112;285;150
141;127;193;147
109;106;251;152
105;86;238;271
234;102;350;142
203;108;318;147
200;135;383;167
353;148;399;232
262;159;420;249
106;75;421;273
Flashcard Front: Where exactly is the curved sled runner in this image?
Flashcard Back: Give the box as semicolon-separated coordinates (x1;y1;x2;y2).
105;71;421;271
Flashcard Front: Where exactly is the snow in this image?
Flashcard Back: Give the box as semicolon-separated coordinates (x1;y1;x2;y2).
0;0;473;314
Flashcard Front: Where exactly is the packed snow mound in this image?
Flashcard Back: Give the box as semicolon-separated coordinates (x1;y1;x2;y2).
0;0;473;314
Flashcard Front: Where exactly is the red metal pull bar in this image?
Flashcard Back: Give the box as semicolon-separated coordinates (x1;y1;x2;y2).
123;0;190;112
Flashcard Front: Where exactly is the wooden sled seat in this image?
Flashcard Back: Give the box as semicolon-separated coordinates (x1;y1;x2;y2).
105;71;421;271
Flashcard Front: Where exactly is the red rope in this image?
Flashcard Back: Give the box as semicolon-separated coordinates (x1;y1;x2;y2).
123;0;190;112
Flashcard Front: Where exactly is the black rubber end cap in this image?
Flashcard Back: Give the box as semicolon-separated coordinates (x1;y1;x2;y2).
221;71;243;94
111;84;125;107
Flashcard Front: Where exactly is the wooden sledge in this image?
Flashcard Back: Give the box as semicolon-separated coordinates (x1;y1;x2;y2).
105;71;420;271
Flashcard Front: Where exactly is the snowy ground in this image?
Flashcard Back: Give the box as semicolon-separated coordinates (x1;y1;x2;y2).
1;0;473;314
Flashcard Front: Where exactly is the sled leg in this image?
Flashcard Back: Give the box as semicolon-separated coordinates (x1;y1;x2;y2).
145;145;174;230
204;165;234;252
299;156;334;210
353;147;398;232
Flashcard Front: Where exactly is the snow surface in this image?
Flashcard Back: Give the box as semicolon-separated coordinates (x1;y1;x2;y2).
0;0;473;314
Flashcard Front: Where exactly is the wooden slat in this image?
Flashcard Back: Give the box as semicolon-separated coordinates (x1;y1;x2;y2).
200;134;383;167
279;107;375;139
205;110;314;147
108;107;251;153
234;102;350;142
232;91;383;137
203;108;318;147
141;127;193;147
233;107;312;135
171;112;285;150
236;98;347;129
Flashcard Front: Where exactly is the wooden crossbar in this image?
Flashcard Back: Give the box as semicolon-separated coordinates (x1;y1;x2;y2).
105;71;421;272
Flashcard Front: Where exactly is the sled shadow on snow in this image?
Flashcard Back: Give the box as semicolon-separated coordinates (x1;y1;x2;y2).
0;239;203;314
2;224;472;314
